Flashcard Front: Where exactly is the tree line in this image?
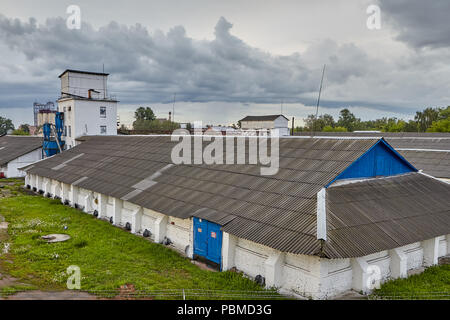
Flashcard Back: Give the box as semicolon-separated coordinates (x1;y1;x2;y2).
296;106;450;133
129;107;180;132
0;116;30;135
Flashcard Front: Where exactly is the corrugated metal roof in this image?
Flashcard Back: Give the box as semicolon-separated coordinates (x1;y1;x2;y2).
240;115;288;122
294;133;450;179
25;135;382;256
294;132;450;138
398;150;450;178
0;135;42;166
325;173;450;258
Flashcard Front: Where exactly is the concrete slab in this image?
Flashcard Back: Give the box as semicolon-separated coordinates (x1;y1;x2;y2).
41;234;71;243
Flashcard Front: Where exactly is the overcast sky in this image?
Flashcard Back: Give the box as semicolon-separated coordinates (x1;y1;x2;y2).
0;0;449;127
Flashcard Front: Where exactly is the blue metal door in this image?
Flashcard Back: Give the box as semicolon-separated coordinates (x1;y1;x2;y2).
207;222;222;265
193;217;222;266
193;217;208;257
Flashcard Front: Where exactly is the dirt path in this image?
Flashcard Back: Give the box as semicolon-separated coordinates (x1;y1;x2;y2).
1;290;98;300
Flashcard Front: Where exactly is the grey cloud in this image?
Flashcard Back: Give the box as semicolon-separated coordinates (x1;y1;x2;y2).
380;0;450;49
0;15;369;107
0;12;449;124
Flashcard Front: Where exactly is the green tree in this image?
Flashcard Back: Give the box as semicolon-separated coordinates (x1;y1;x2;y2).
0;116;14;135
427;106;450;132
323;125;347;132
19;124;30;134
304;113;335;132
11;129;30;135
415;107;440;132
337;109;359;132
134;107;156;121
133;119;180;132
427;119;450;132
404;120;418;132
383;118;406;132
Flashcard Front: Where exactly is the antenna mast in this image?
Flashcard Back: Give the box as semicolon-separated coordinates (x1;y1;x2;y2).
311;64;326;137
172;93;176;123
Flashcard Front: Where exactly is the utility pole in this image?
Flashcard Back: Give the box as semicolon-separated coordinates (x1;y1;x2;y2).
311;64;326;137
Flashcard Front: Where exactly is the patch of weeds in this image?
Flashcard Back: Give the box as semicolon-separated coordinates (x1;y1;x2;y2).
372;264;450;299
74;239;88;249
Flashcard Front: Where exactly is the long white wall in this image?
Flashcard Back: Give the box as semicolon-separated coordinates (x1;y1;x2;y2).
26;173;450;299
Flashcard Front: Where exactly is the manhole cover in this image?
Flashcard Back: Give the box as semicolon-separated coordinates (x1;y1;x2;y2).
41;234;71;243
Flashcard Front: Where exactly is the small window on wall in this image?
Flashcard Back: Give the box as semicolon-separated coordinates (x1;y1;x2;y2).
100;125;107;134
100;106;106;118
68;126;72;137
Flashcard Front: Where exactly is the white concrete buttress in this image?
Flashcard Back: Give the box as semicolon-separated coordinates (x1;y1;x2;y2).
154;215;168;243
423;237;439;267
446;234;450;255
70;185;78;206
97;194;108;218
222;232;237;271
131;207;143;234
389;248;407;278
112;198;123;226
265;252;285;288
351;258;371;294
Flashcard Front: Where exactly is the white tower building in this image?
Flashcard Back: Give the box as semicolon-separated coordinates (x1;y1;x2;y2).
57;69;118;148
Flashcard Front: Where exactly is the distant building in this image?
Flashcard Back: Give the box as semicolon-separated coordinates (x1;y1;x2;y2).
33;102;56;127
37;110;56;127
57;70;118;148
0;136;42;178
28;126;38;136
239;115;289;136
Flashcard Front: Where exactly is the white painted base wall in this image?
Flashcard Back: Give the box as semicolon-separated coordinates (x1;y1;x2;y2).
27;173;450;299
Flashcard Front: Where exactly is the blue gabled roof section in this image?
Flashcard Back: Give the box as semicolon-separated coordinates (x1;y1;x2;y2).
326;138;417;187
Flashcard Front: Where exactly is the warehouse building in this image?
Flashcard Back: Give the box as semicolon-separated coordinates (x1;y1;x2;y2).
22;136;450;299
0;135;43;178
239;115;290;136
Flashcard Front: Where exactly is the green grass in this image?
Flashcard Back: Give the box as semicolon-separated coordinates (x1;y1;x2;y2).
0;189;281;299
372;265;450;299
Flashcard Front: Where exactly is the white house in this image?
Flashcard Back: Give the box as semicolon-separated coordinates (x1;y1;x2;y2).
22;136;450;299
58;70;118;149
239;115;290;136
0;135;42;178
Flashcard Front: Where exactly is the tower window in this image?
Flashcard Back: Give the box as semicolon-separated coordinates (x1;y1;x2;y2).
100;106;106;118
100;125;107;134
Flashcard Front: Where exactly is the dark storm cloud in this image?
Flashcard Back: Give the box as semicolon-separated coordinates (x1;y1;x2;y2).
379;0;450;49
0;15;371;107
